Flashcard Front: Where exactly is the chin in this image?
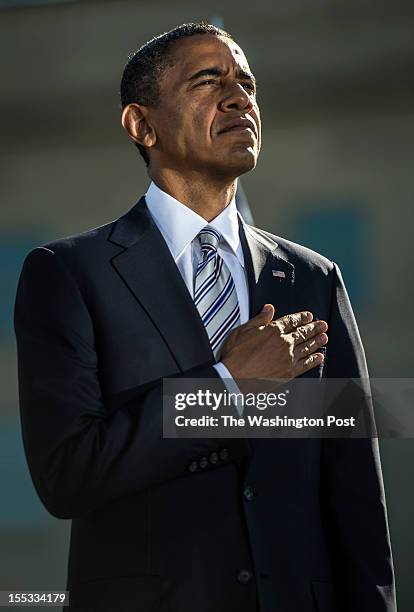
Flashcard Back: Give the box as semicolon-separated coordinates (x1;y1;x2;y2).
212;147;258;179
229;148;258;176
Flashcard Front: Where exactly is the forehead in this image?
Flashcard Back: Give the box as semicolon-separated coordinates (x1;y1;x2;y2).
172;35;252;78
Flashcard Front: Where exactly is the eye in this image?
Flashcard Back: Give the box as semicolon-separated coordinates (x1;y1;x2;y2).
241;82;256;93
197;79;218;87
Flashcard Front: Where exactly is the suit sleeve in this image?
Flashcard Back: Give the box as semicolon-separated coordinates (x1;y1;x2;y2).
323;262;396;611
14;247;250;520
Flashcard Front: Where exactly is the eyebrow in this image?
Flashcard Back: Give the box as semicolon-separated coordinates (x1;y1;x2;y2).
187;66;256;85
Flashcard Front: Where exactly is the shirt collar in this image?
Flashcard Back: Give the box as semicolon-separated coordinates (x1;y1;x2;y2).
145;181;245;266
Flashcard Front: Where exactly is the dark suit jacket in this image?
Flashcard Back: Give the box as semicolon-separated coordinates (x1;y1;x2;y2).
14;196;396;612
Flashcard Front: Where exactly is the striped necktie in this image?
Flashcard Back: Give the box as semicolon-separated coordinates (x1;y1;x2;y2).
194;226;241;359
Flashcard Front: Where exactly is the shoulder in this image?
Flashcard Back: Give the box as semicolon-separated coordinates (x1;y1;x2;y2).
39;218;117;257
23;202;129;267
19;215;123;295
27;196;148;266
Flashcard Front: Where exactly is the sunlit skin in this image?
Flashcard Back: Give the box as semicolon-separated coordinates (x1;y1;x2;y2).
122;34;261;221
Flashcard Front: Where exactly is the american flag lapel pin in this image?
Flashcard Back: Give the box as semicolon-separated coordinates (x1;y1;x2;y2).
272;270;286;280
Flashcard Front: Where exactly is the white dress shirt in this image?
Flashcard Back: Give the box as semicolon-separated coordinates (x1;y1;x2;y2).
145;180;250;386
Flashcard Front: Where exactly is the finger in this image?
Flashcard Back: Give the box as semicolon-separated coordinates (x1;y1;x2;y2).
276;311;313;334
297;351;325;373
289;320;328;345
243;304;275;331
293;333;328;358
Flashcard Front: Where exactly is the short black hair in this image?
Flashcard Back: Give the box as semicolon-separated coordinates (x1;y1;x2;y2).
120;22;233;166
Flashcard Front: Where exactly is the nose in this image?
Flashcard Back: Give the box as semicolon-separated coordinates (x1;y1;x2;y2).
219;82;254;114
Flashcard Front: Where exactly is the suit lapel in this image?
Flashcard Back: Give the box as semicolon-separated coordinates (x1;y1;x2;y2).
239;217;295;320
108;197;214;373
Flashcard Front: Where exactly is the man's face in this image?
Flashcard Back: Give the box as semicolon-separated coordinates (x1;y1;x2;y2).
148;34;261;179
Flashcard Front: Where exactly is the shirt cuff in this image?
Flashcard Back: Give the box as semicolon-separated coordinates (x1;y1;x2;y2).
213;362;243;416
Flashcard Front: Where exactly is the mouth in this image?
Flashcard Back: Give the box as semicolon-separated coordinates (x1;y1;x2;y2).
218;119;257;137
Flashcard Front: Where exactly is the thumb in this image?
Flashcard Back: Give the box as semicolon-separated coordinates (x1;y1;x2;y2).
244;303;275;329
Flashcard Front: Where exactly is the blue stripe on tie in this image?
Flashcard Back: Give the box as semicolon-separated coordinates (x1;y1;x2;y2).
210;302;240;350
199;271;232;322
196;250;216;275
205;282;237;330
194;258;223;304
194;257;223;303
201;274;233;326
210;306;240;351
200;244;217;255
207;285;239;338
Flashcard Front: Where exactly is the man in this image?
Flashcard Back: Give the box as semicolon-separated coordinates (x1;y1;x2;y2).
14;22;396;612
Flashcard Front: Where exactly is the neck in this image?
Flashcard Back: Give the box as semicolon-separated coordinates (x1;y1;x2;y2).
149;168;237;222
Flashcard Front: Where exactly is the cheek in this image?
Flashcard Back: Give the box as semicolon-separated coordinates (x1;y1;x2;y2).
253;109;262;146
253;106;261;131
157;108;186;151
158;99;215;154
184;107;215;150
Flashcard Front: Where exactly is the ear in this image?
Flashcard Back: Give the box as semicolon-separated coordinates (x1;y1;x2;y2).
121;103;156;149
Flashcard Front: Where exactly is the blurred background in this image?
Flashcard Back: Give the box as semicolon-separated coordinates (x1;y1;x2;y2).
1;0;413;609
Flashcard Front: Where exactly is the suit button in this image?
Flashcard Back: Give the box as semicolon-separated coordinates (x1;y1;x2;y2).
243;485;255;501
209;452;219;465
199;456;208;469
219;448;229;461
237;569;253;584
188;461;198;473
